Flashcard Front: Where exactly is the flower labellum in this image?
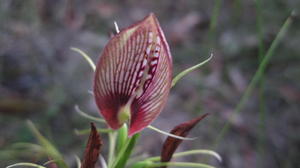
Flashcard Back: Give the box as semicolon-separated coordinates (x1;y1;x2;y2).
94;13;173;136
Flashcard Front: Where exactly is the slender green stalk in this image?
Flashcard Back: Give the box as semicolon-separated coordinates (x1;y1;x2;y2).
207;0;222;49
108;132;117;168
111;134;140;168
255;0;266;167
26;121;68;168
115;134;140;168
214;12;294;147
117;124;128;153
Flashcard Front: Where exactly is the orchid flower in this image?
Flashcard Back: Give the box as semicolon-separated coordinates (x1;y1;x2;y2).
94;13;173;136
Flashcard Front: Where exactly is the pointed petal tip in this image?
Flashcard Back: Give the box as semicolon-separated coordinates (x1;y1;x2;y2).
142;12;156;19
137;12;160;28
146;12;157;20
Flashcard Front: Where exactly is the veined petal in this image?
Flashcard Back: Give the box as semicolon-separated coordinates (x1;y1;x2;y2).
94;13;172;136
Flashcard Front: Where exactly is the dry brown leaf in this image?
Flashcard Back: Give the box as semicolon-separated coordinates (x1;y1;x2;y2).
160;113;209;168
81;123;103;168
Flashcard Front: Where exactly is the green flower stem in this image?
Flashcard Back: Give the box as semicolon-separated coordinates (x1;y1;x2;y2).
117;124;128;153
146;149;221;162
214;11;294;148
146;162;215;168
108;132;117;168
115;133;140;168
111;134;140;168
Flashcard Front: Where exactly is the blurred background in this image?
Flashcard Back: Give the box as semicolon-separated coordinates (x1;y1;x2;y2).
0;0;299;167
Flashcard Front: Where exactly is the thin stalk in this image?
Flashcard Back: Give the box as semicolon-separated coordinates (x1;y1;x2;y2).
26;121;68;168
115;134;140;168
117;124;128;153
255;0;266;167
108;132;117;168
111;134;140;168
214;12;294;147
207;0;222;49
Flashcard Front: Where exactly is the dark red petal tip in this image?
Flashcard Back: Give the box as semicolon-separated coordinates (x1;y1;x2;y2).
160;113;209;167
81;123;103;168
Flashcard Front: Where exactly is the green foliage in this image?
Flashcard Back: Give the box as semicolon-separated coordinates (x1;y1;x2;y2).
26;120;68;168
214;11;295;147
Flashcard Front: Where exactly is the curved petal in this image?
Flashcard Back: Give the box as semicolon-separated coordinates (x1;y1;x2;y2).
94;13;172;135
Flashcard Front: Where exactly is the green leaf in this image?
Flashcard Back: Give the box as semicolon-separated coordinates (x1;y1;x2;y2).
214;11;295;147
172;54;212;87
26;120;68;168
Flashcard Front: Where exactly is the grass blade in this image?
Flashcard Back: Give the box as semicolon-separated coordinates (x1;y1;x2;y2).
214;11;294;147
26;120;68;168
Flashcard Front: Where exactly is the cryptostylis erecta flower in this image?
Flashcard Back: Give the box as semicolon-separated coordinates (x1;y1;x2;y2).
94;13;172;136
